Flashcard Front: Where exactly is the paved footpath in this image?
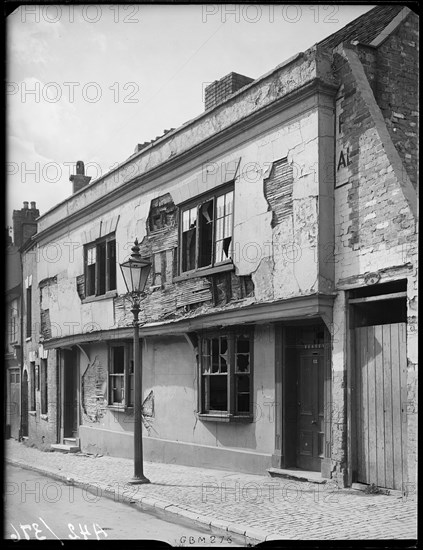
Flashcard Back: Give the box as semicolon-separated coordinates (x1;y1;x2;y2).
5;440;417;544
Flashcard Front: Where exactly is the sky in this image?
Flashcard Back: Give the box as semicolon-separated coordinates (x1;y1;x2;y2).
6;3;374;229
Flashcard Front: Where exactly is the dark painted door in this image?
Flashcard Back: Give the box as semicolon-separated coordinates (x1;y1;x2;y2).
296;351;324;471
63;349;78;438
21;371;29;437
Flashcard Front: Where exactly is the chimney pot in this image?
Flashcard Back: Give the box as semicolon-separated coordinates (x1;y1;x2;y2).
30;201;36;209
23;201;29;209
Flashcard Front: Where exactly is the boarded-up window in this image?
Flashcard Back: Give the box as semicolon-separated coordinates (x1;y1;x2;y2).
264;158;293;227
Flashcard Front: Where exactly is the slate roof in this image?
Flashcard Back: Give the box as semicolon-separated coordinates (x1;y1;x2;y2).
318;5;406;49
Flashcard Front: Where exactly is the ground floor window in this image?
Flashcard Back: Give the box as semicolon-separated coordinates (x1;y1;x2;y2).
199;329;253;418
108;343;133;407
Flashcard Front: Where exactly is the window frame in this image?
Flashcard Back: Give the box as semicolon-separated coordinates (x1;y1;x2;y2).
9;300;18;344
84;233;117;299
178;183;234;276
198;327;254;422
108;342;134;410
26;286;32;339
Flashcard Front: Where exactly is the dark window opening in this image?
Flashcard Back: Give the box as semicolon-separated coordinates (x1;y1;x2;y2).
350;279;407;299
26;286;32;338
352;299;406;328
97;241;106;295
199;200;214;267
108;240;116;290
84;234;116;297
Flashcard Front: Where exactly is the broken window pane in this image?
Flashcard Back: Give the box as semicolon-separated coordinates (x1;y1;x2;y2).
214;190;233;264
97;241;107;295
222;237;232;259
107;240;116;291
113;347;125;374
211;338;219;372
180;186;234;273
182;207;197;272
237;337;250;354
209;376;227;411
199;200;214;268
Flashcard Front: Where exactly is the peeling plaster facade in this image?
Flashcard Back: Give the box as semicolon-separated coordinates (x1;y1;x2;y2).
21;6;417;491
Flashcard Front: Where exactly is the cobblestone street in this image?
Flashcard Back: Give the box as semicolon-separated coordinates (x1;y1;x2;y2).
6;440;417;542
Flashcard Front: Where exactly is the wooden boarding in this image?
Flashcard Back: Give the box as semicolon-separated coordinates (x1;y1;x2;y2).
355;323;407;490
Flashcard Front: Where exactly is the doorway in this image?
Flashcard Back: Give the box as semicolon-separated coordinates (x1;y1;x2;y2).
350;280;408;490
280;323;331;475
9;368;21;440
62;348;79;439
21;370;29;437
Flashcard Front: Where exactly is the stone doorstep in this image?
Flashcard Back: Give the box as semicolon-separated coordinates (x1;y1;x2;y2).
267;467;327;484
50;443;80;453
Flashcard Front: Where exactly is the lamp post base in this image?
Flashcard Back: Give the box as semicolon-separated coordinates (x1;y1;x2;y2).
128;475;150;485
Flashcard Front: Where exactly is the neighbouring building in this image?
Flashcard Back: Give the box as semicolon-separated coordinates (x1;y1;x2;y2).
20;5;417;491
5;202;39;441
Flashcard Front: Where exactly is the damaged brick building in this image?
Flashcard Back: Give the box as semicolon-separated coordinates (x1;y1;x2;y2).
21;6;417;491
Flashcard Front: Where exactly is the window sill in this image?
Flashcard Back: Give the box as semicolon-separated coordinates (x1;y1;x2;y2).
82;290;117;304
25;337;32;342
198;413;253;423
40;414;48;421
29;411;36;416
107;404;133;412
173;262;234;282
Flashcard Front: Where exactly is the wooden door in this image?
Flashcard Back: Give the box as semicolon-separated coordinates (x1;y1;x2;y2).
296;351;324;471
9;368;21;440
355;323;407;490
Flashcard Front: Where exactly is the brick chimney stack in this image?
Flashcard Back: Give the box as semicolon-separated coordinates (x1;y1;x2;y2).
70;160;92;194
12;201;40;248
204;72;254;111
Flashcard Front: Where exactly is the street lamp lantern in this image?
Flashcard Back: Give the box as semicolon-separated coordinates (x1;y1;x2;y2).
120;239;151;296
120;238;151;485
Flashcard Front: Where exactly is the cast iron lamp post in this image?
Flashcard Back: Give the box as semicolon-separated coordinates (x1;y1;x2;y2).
120;239;151;484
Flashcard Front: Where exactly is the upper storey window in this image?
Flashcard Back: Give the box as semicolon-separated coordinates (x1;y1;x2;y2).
84;234;116;297
180;184;234;274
